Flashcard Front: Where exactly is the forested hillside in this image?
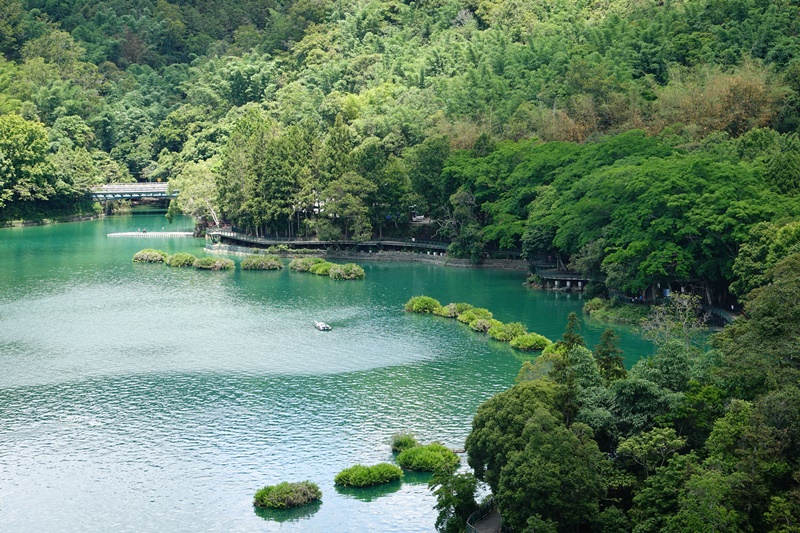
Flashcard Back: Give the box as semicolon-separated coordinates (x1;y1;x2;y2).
2;0;800;296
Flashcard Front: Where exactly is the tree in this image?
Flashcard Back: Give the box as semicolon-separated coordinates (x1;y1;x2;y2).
561;312;585;349
322;171;377;240
429;470;479;533
617;427;686;478
0;113;58;214
594;328;627;384
640;294;707;351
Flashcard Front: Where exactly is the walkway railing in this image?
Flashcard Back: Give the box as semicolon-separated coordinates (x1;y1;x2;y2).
467;497;497;533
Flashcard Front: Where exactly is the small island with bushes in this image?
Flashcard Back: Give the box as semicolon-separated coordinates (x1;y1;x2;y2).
289;257;365;280
241;255;283;270
334;463;403;487
253;481;321;509
396;442;459;472
132;249;234;271
405;296;553;352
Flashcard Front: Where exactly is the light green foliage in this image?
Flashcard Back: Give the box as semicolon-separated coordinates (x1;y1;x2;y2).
165;253;197;267
193;257;235;270
253;481;321;509
396;443;459;473
391;432;419;453
433;303;458;318
469;318;500;333
328;263;365;280
289;257;325;272
617;427;687;478
510;333;552;352
487;321;527;342
583;298;651;325
334;463;402;487
132;249;168;263
404;296;442;313
241;255;282;270
640;294;707;351
308;261;333;276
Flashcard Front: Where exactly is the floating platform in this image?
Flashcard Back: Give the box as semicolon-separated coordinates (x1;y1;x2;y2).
107;232;195;238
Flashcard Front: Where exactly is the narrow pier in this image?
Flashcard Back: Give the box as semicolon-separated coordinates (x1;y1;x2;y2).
107;232;195;238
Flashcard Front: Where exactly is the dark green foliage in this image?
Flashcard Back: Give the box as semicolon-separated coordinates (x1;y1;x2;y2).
594;329;627;384
404;296;442;314
429;470;479;533
165;252;197;267
561;312;585;349
241;255;282;270
396;443;459;473
132;249;167;263
193;257;235;270
334;463;402;487
391;433;419;453
329;263;365;280
253;481;321;509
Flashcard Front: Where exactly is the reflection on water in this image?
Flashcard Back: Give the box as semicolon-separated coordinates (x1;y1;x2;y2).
254;501;323;523
335;480;402;502
0;214;654;532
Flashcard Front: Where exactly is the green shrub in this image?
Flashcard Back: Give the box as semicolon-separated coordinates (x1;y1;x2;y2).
391;432;420;452
510;333;553;351
289;257;326;272
488;321;528;342
396;443;459;472
309;261;333;275
470;318;502;333
334;463;403;487
434;303;458;317
453;302;474;315
241;255;283;270
457;308;492;324
165;252;197;267
404;296;442;313
253;481;321;509
132;248;167;263
193;257;235;270
329;263;365;280
583;297;605;313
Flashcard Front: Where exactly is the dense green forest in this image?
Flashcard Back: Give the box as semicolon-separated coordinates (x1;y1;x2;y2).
2;0;800;301
3;1;800;531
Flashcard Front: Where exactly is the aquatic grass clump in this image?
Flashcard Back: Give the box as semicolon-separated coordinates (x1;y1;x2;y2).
433;303;458;317
510;333;553;351
487;321;528;342
457;308;492;324
165;252;197;267
470;318;502;333
241;255;283;270
329;263;365;280
133;248;167;263
289;257;326;272
404;296;442;314
396;443;459;472
253;481;322;509
193;257;235;270
391;432;420;452
309;261;333;276
334;463;403;487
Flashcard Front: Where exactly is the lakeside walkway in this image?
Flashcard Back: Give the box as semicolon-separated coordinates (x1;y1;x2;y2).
471;508;502;533
108;231;195;238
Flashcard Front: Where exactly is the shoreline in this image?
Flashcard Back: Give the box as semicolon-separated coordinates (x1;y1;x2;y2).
204;243;529;271
1;213;104;228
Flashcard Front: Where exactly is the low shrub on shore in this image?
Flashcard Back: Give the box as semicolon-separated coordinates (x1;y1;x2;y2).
133;249;167;263
583;297;651;325
487;321;528;342
194;257;235;270
165;252;197;267
404;296;442;313
391;432;420;452
396;443;459;472
334;463;403;487
329;263;365;280
457;307;492;324
241;255;282;270
253;481;322;509
433;302;474;318
289;257;326;272
510;333;553;351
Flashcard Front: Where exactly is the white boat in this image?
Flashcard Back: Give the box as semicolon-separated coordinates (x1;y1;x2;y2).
314;321;332;331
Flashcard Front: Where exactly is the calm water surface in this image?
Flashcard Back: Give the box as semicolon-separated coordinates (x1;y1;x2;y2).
0;212;653;532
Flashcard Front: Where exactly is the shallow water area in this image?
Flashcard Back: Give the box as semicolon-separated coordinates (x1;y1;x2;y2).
0;212;653;532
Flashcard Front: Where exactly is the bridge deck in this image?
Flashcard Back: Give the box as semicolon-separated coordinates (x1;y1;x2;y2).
91;183;176;200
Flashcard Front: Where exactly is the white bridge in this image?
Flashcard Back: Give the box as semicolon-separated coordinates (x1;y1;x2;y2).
91;183;177;201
